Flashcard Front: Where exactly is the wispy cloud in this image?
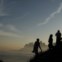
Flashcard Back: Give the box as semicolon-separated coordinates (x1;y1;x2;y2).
0;0;8;16
0;23;22;38
5;24;21;33
38;3;62;26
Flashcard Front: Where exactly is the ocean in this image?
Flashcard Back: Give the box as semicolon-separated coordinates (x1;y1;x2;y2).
0;52;33;62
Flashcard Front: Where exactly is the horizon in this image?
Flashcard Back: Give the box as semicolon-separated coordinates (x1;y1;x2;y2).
0;0;62;51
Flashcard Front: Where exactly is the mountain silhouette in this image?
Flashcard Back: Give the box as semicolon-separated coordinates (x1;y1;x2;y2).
30;41;62;62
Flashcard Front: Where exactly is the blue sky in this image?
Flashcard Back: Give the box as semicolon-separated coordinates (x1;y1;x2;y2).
0;0;62;51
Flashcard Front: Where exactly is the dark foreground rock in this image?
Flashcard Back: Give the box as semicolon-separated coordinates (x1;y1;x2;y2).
0;60;3;62
30;42;62;62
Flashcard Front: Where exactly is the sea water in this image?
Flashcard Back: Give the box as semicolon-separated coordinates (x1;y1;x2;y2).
0;52;33;62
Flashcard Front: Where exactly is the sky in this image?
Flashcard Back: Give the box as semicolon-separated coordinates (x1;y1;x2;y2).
0;0;62;51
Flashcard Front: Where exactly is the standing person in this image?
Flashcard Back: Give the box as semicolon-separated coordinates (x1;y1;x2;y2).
55;30;61;45
48;34;53;50
32;38;41;55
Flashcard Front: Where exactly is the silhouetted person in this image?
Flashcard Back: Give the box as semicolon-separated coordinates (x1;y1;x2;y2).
32;38;41;55
55;30;61;45
48;34;53;50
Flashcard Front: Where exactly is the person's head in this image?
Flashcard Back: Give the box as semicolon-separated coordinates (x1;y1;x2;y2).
50;34;53;38
57;30;60;33
36;38;40;42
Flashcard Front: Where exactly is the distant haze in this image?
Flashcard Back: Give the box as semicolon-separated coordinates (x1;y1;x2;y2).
19;42;48;54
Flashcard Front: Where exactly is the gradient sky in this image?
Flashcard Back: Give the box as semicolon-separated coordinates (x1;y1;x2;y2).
0;0;62;51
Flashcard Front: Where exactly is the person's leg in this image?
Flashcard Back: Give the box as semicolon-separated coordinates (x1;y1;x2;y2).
34;49;38;55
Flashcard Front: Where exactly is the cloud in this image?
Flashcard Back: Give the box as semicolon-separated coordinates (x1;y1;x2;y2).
0;24;19;33
38;3;62;26
4;24;21;33
0;31;21;38
0;23;22;38
0;0;8;16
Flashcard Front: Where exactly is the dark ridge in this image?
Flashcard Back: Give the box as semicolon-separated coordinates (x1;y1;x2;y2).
30;30;62;62
30;42;62;62
0;60;3;62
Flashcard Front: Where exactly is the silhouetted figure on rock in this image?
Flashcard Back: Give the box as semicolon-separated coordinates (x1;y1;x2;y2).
32;38;41;55
30;30;62;62
48;34;53;50
55;30;61;45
